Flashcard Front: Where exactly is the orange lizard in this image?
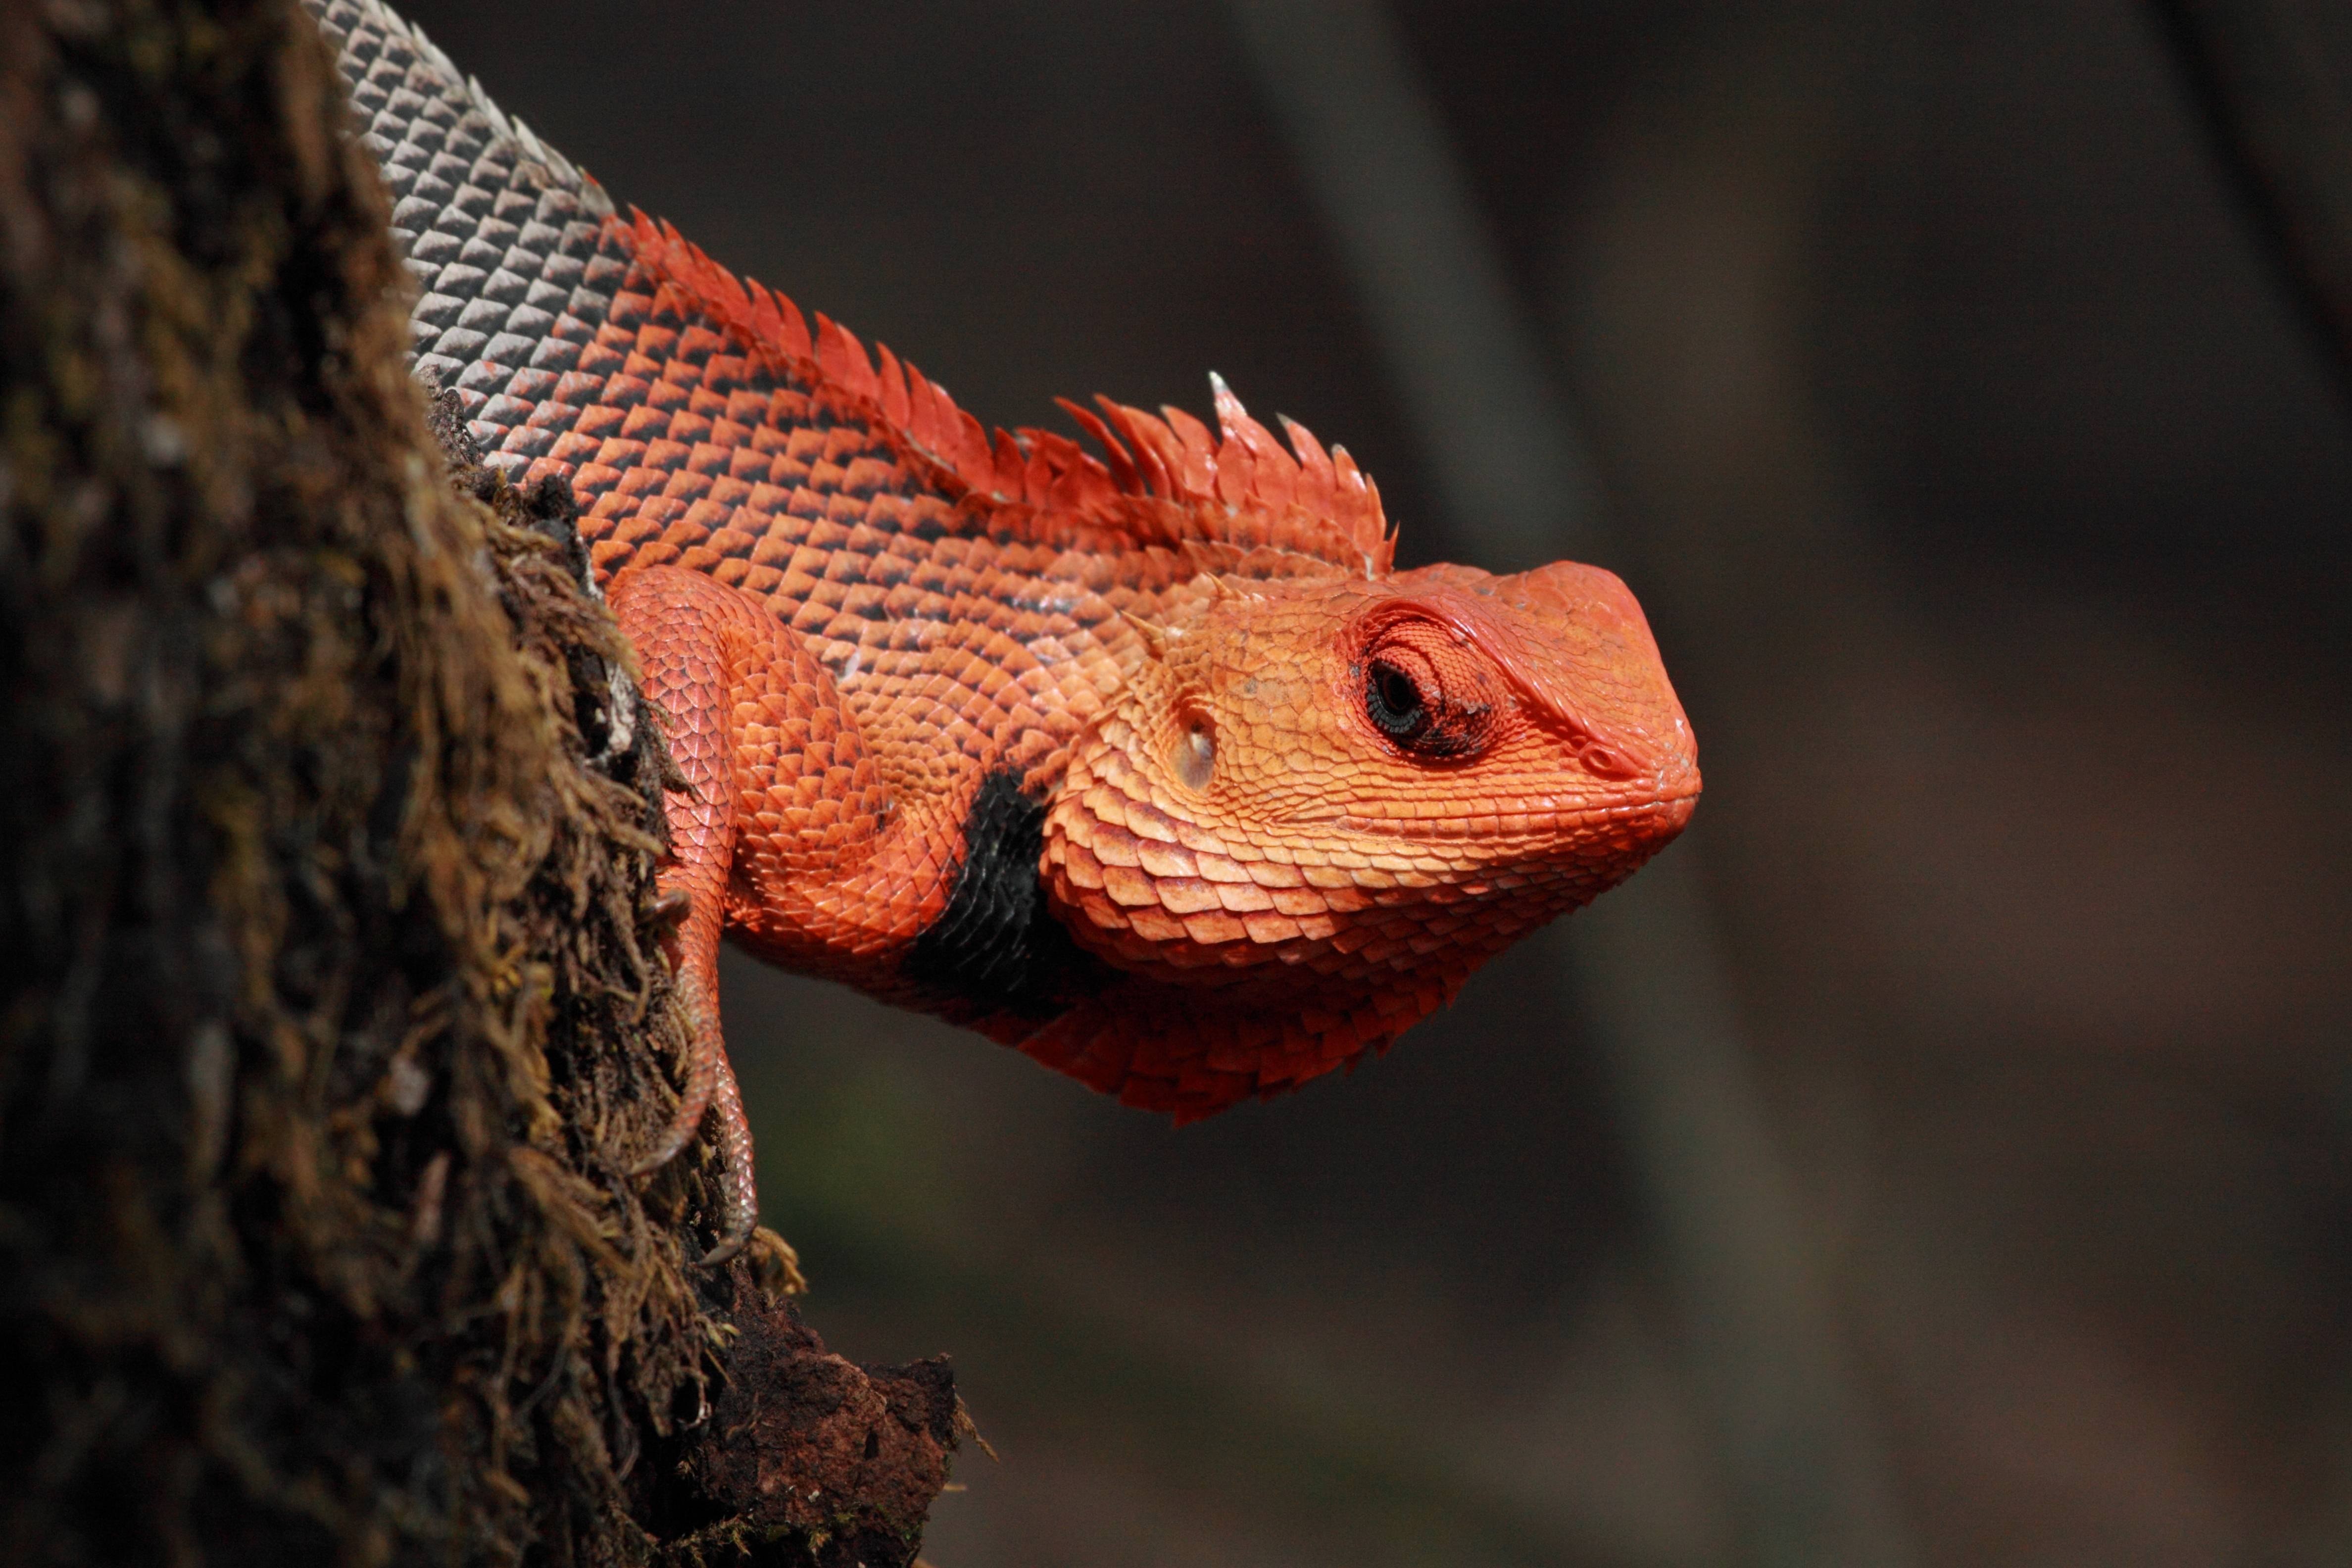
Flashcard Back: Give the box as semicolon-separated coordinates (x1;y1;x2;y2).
317;0;1700;1263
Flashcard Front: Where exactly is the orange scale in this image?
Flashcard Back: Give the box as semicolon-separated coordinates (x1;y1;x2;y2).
1183;910;1247;946
799;519;850;553
547;430;600;465
587;539;632;572
833;517;888;554
856;554;912;594
610;513;663;547
592;311;640;348
744;481;802;519
1054;843;1105;891
883;532;941;570
590;436;648;471
1061;895;1127;947
653;514;709;552
622;402;677;441
635;434;686;470
575;404;626;439
931;535;981;570
632;540;681;569
743;531;789;573
671;319;725;356
1121;800;1182;847
820;426;874;463
521;454;571;489
673;499;729;538
614;469;670;503
841;455;900;496
1216;881;1277;915
1266;885;1332;919
661;475;715;511
597;381;654;423
1151;877;1220;916
576;339;627;376
696;485;749;523
1100;865;1161;910
709;557;751;587
696;524;752;562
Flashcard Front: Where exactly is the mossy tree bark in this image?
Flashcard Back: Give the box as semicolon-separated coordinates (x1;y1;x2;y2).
0;0;959;1562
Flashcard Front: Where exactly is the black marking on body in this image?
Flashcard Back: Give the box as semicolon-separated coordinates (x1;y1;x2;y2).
903;770;1100;1018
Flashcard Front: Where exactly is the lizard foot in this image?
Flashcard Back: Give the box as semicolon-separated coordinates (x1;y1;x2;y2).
631;967;720;1177
630;966;759;1267
694;1047;760;1268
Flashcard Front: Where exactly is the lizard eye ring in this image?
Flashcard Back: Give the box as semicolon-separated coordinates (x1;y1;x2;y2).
1357;625;1500;760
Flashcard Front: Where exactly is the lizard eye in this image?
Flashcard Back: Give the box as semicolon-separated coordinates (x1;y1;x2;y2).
1356;621;1502;760
1365;659;1429;742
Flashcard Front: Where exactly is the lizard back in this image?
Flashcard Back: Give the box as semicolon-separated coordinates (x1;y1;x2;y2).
314;0;1396;797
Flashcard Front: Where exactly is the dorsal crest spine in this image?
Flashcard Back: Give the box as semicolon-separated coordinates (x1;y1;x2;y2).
619;208;1396;575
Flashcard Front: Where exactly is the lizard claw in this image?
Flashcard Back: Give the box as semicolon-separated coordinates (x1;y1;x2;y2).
632;968;761;1267
642;886;692;932
698;1232;752;1269
630;973;720;1178
694;1047;761;1268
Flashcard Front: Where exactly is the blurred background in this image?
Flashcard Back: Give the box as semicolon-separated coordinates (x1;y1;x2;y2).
392;2;2352;1562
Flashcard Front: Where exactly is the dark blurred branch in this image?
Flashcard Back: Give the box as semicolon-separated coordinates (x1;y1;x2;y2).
2153;0;2352;394
1222;2;1915;1564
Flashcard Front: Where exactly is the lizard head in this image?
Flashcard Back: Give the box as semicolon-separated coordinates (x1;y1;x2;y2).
1025;557;1699;1120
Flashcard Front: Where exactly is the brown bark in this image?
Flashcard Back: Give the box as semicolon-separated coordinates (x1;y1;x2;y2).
0;0;957;1561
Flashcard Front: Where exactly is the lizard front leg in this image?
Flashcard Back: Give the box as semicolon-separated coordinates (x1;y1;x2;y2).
610;566;892;1266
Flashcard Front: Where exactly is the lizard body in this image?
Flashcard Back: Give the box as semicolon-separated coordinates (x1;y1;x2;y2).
313;0;1700;1262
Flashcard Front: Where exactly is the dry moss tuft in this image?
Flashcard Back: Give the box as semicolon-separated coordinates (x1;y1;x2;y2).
0;1;952;1562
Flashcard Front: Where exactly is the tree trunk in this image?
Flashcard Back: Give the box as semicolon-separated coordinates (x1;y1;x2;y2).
0;0;960;1561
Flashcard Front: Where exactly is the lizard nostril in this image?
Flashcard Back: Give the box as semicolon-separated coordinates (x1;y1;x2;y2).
1174;720;1215;790
1578;741;1630;778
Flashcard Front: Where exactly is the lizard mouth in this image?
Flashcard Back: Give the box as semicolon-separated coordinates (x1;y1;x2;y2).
1276;777;1701;842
